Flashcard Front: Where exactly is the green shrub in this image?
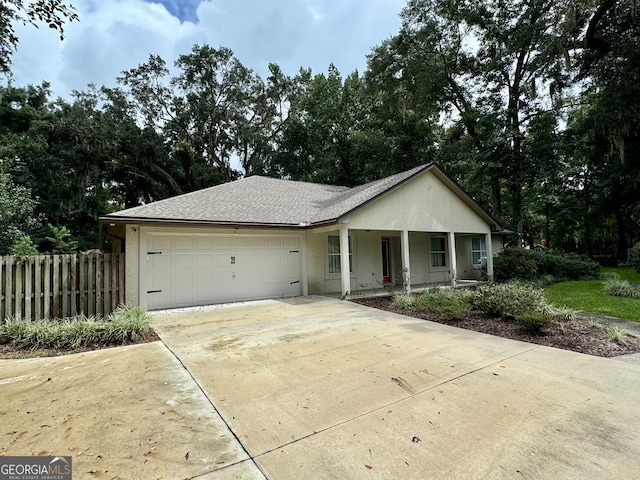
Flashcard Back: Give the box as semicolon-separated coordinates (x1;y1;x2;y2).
494;248;538;282
0;304;152;350
413;288;473;318
473;282;547;318
516;312;553;332
630;243;640;274
493;248;600;283
603;278;640;299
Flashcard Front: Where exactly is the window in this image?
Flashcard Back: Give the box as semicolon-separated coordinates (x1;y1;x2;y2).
471;236;487;267
328;235;352;274
430;236;447;269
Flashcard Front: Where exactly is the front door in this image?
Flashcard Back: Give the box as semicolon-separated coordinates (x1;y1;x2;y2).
381;238;391;284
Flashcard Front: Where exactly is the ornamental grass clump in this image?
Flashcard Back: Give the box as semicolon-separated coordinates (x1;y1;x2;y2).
603;277;640;299
608;326;628;344
391;293;416;309
0;304;152;350
413;288;473;318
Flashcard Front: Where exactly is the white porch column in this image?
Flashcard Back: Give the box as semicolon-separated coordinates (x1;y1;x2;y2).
448;232;457;288
401;230;411;293
485;232;494;282
340;227;351;296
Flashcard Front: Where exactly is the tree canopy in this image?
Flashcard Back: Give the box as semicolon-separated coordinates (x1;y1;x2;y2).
0;0;638;260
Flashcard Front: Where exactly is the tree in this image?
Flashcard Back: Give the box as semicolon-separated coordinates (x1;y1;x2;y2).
119;45;289;186
0;0;78;75
0;170;41;254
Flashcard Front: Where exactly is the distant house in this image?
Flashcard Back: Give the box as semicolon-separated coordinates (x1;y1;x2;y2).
101;163;504;310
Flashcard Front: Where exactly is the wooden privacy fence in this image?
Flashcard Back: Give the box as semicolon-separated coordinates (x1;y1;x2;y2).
0;253;125;321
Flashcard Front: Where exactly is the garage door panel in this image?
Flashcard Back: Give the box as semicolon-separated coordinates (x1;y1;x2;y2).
231;253;250;266
194;236;214;250
194;253;214;267
174;236;193;250
215;253;233;267
193;273;215;303
174;254;193;268
284;253;299;266
235;237;251;249
251;237;267;249
150;254;171;269
216;237;234;250
151;235;172;250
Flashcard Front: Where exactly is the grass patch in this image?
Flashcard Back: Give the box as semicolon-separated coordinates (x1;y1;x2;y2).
545;280;640;321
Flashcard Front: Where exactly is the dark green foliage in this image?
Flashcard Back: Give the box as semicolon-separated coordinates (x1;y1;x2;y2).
494;248;600;283
493;249;539;282
630;243;640;274
0;171;42;254
44;224;78;254
516;313;554;333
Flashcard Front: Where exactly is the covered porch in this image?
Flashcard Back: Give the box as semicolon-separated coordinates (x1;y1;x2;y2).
306;226;496;298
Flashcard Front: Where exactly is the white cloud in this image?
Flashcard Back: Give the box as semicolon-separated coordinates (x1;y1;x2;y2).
8;0;405;98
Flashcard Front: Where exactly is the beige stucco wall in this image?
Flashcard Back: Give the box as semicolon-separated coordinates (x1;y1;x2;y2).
346;170;491;234
125;225;140;305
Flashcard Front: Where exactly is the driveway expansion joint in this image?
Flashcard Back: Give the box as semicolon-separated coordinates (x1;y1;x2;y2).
157;338;269;479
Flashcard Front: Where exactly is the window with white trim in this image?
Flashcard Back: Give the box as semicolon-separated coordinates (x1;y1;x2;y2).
430;236;447;269
328;235;353;274
471;236;487;267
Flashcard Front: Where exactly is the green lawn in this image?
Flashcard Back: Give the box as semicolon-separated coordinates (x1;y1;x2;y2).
544;267;640;321
601;266;640;282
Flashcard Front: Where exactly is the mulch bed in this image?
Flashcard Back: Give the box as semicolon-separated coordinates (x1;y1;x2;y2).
352;296;640;358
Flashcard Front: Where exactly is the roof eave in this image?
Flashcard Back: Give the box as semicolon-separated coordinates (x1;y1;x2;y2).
99;216;313;230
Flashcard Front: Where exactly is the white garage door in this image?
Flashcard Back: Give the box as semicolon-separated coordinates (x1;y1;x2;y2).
144;233;302;310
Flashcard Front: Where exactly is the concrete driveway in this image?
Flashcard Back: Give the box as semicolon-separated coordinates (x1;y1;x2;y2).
2;296;640;479
151;296;640;479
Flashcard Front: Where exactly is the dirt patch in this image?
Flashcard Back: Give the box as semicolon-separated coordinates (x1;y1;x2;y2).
352;296;640;358
0;330;160;359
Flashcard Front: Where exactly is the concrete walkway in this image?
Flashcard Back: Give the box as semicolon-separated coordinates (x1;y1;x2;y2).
152;296;640;479
2;296;640;479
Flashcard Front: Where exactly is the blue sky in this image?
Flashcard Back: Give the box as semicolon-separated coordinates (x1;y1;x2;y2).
9;0;406;99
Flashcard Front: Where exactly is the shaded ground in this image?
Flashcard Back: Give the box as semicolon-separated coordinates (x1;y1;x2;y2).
352;296;640;358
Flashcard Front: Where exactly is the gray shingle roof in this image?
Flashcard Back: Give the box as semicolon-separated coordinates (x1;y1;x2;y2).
104;163;491;228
